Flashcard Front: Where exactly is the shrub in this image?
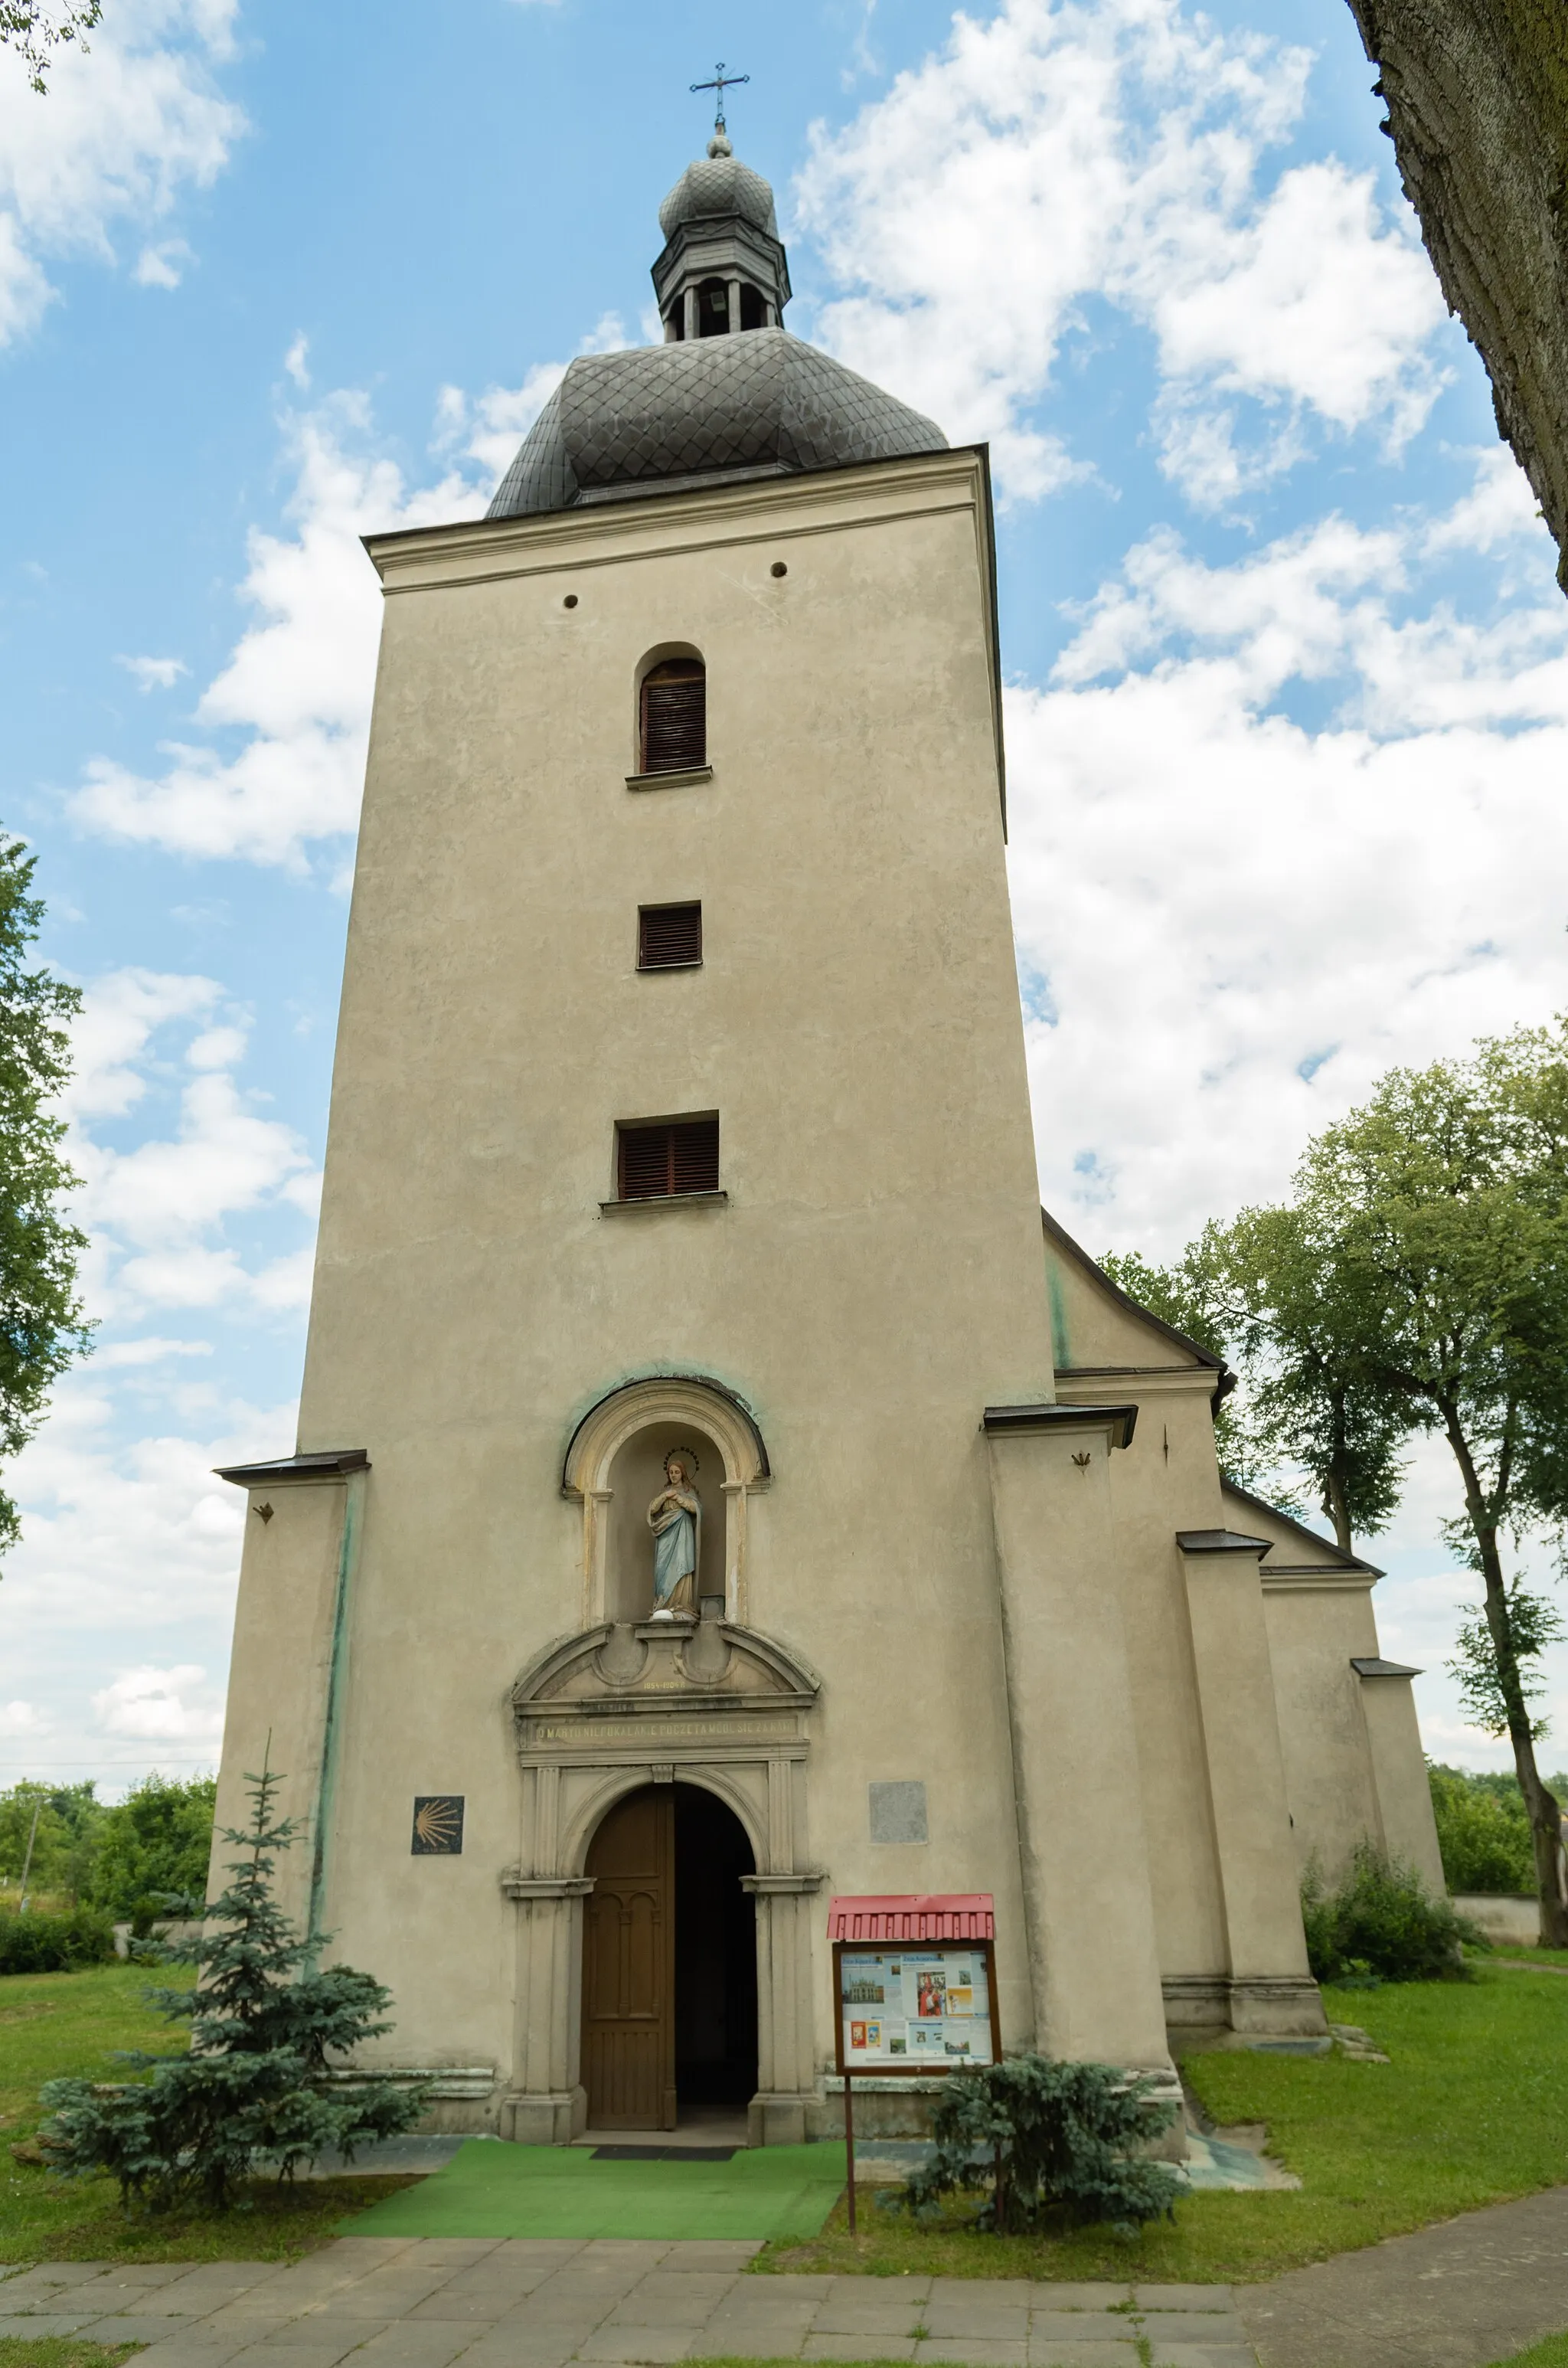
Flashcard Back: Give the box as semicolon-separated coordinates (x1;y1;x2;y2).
1428;1763;1536;1894
0;1905;116;1973
1302;1842;1479;1983
886;2054;1181;2236
38;1763;426;2211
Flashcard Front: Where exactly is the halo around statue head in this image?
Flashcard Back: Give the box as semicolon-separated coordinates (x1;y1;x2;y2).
664;1445;701;1483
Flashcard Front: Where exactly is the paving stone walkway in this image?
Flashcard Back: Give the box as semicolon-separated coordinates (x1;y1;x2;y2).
0;2242;1257;2368
1237;2183;1568;2368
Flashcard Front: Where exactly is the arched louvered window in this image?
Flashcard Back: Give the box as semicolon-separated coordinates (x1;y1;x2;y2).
639;659;707;775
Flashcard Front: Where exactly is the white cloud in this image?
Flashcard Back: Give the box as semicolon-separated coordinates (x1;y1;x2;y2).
64;968;219;1123
0;0;242;345
93;1661;224;1740
73;395;474;868
248;1245;315;1310
283;332;309;390
6;1388;293;1634
88;1070;309;1245
1009;500;1568;1257
185;1025;247;1071
71;320;629;872
795;0;1446;502
58;969;321;1324
449;313;628;480
133;236;191;288
447;364;567;485
116;653;188;692
93;1337;213;1369
1426;443;1545;558
0;1699;47;1736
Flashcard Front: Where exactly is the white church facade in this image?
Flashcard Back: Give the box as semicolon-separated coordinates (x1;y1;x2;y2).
211;130;1443;2147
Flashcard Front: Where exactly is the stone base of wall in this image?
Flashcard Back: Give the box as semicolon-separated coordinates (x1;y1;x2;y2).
1162;1973;1326;2036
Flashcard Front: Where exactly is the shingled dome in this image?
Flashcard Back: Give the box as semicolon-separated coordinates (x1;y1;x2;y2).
486;332;946;520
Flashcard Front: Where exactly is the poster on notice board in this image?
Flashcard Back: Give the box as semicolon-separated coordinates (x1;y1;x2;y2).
836;1941;998;2069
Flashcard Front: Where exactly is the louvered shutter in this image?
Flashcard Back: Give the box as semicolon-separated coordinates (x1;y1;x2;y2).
640;661;707;774
617;1117;720;1200
638;904;703;969
671;1117;720;1194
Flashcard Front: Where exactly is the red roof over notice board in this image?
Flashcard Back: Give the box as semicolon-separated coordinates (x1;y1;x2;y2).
827;1894;995;1942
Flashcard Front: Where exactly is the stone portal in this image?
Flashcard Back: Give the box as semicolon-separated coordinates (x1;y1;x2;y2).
502;1614;822;2146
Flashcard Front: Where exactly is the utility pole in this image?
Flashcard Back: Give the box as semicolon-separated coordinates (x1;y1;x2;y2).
18;1797;42;1912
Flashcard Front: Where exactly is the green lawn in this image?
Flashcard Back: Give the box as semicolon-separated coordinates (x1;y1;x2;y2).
8;1961;1568;2283
0;2346;142;2368
1487;2340;1568;2367
0;1964;410;2263
759;1965;1568;2285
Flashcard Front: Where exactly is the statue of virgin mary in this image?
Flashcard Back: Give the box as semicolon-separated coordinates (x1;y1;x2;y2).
647;1451;701;1619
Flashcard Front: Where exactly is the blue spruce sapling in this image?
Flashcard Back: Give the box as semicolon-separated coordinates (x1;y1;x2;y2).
40;1763;426;2210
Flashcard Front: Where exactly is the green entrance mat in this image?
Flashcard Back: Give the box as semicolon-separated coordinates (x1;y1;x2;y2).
336;2138;848;2241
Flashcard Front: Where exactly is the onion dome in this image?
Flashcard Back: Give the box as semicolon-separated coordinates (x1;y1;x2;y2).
658;132;779;241
485;139;946;522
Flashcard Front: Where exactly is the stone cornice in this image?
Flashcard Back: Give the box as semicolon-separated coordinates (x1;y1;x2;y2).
1054;1366;1220;1400
364;446;990;590
982;1402;1138;1449
1176;1528;1271;1557
214;1448;368;1488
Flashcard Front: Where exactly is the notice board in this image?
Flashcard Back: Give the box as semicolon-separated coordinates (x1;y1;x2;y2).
833;1938;1001;2072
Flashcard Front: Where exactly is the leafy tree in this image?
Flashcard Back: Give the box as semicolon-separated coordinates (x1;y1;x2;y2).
1428;1763;1536;1894
1096;1246;1259;1488
39;1764;426;2211
889;2056;1179;2236
87;1773;217;1931
0;2;100;92
1099;1241;1407;1541
0;840;92;1555
1208;1026;1568;1945
0;1779;103;1899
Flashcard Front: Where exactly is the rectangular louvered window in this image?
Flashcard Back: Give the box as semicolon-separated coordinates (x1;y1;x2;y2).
640;660;707;774
638;903;703;970
617;1116;720;1201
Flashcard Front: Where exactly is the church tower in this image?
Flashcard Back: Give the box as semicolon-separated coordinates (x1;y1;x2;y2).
212;123;1426;2149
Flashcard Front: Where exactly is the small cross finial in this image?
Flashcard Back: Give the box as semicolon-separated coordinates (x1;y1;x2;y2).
691;60;749;137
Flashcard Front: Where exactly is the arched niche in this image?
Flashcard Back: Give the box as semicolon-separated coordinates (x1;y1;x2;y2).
606;1421;725;1623
562;1375;769;1628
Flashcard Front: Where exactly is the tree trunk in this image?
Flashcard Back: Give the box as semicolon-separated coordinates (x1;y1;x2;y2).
1442;1411;1568;1945
1344;0;1568;597
1322;1460;1354;1556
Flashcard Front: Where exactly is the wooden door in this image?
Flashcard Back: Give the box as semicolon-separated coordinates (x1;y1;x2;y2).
582;1787;676;2128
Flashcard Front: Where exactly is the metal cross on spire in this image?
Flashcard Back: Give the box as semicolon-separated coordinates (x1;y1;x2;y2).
691;61;749;136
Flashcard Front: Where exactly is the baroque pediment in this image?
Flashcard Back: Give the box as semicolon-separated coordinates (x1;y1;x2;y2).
511;1617;819;1727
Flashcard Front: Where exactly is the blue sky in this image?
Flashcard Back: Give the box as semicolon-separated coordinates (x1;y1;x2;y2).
2;0;1566;1795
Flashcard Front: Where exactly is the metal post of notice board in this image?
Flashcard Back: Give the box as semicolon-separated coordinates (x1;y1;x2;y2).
844;2066;857;2234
